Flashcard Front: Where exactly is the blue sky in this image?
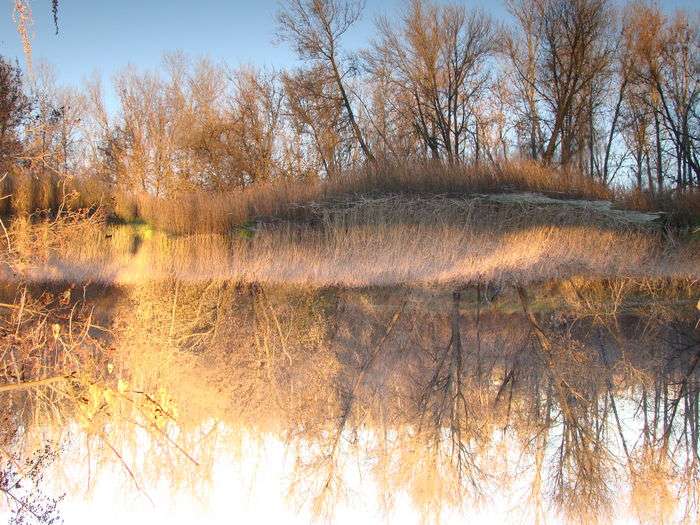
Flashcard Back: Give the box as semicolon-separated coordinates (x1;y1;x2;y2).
0;1;506;85
0;0;696;93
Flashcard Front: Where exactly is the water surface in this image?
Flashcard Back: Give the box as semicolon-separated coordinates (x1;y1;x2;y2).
0;228;698;524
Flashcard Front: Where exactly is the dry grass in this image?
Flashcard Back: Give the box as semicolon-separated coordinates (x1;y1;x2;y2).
619;188;700;228
125;160;617;234
9;196;696;288
120;161;700;235
0;168;109;218
3;164;694;301
2;204;106;276
3;161;697;237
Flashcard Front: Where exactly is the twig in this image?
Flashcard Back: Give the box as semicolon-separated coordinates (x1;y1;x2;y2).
0;374;68;393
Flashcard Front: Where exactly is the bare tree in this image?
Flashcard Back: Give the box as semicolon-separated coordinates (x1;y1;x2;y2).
276;0;375;162
226;67;284;185
0;56;31;171
21;63;86;176
623;4;700;190
650;11;699;186
509;0;615;167
283;66;355;178
365;0;496;163
503;0;544;160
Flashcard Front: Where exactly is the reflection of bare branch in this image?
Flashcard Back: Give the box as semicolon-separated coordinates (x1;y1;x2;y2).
517;285;613;522
296;294;408;518
661;342;700;454
97;430;154;506
332;297;407;448
0;374;68;393
416;290;489;495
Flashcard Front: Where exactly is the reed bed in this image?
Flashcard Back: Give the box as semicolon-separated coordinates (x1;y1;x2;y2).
2;161;698;237
109;161;700;234
5;195;695;287
118;160;617;234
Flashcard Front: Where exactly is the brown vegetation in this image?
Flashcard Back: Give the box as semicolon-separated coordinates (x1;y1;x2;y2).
1;0;698;234
3;159;696;237
113;160;618;234
0;271;697;523
0;1;699;523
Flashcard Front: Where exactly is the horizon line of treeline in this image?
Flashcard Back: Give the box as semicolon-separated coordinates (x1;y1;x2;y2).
0;0;698;206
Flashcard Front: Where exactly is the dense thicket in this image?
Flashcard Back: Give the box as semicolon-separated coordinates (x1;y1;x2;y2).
1;0;698;205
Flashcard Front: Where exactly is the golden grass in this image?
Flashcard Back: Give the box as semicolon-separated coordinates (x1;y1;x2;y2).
0;161;613;231
3;161;697;238
619;188;700;228
0;168;109;217
124;160;617;234
7;196;695;288
114;161;700;235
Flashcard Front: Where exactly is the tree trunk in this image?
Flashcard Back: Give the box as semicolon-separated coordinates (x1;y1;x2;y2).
329;58;374;163
654;110;663;192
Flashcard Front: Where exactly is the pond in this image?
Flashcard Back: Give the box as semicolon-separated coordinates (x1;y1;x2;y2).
0;226;698;524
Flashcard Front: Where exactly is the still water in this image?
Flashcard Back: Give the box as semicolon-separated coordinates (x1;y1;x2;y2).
0;227;698;524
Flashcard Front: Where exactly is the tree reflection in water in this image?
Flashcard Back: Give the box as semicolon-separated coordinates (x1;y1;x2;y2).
0;276;698;524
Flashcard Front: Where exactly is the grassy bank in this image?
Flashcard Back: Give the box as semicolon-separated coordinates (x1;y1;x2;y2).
3;199;695;287
0;162;698;286
2;161;699;235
